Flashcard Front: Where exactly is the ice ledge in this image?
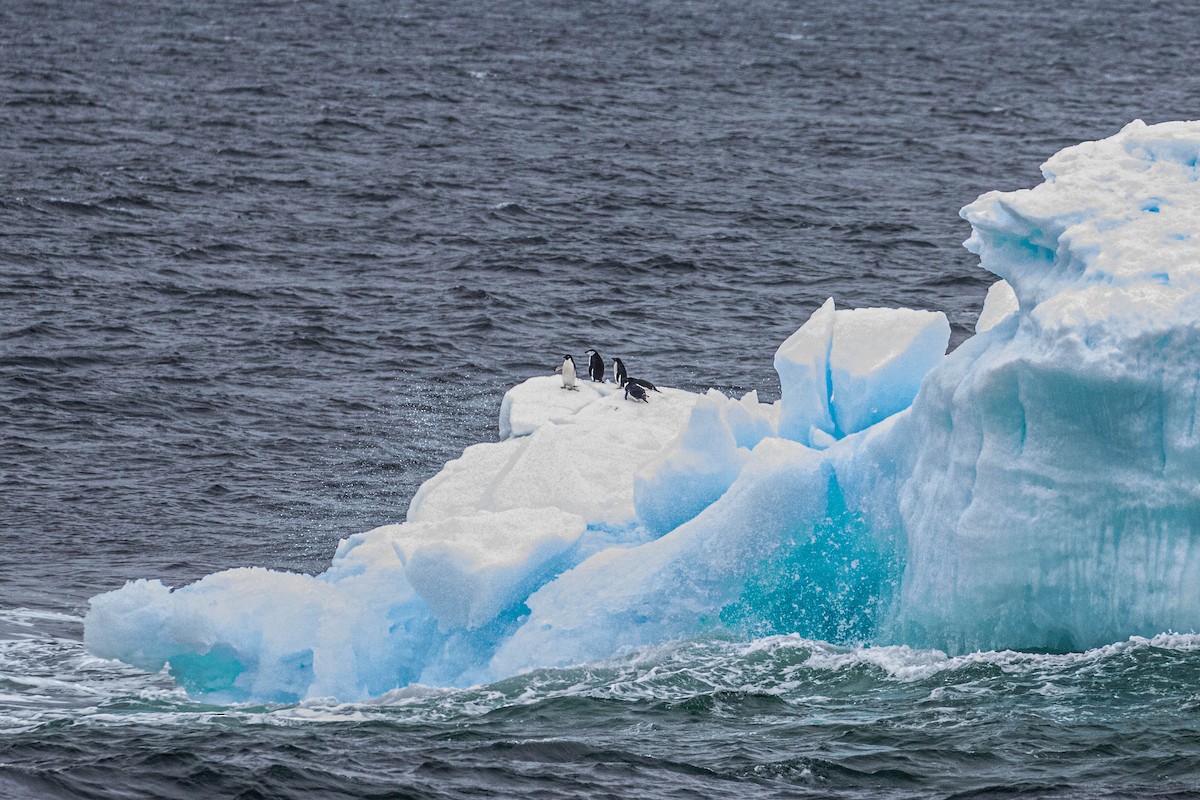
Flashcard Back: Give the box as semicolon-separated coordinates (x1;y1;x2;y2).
962;119;1200;326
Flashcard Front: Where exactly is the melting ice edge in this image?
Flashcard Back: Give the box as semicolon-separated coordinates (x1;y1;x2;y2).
85;120;1200;703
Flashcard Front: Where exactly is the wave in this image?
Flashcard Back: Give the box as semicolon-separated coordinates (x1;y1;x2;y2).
7;599;1199;735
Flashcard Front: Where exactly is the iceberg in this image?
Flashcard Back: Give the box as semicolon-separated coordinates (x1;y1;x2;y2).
85;120;1200;701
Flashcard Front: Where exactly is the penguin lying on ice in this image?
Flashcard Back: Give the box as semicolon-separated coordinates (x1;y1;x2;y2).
555;354;578;390
585;349;604;382
624;380;649;402
624;376;660;393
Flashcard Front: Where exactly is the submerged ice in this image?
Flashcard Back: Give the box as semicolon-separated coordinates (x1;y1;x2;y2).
85;120;1200;701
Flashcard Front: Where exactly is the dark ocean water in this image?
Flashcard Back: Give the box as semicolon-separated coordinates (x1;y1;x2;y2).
3;0;1200;797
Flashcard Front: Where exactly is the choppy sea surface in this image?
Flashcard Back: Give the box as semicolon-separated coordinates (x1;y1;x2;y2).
3;0;1199;797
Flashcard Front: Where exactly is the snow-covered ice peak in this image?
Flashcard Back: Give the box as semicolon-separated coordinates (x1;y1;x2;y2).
962;119;1200;332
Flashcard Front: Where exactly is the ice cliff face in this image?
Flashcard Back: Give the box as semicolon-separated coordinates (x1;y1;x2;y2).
84;120;1200;701
894;119;1200;652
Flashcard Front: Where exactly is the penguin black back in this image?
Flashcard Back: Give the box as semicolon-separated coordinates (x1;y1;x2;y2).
624;381;649;402
613;357;628;387
585;348;604;382
626;376;660;392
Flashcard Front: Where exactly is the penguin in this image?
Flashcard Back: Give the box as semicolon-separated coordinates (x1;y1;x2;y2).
612;357;628;387
585;348;604;382
625;376;660;393
624;380;649;402
555;354;578;390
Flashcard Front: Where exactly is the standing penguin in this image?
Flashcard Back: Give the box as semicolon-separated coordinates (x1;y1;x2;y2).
555;354;578;390
612;357;628;387
585;349;604;382
624;380;649;402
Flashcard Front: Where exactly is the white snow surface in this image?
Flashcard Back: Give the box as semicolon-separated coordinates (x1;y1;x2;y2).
85;120;1200;701
411;376;700;529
